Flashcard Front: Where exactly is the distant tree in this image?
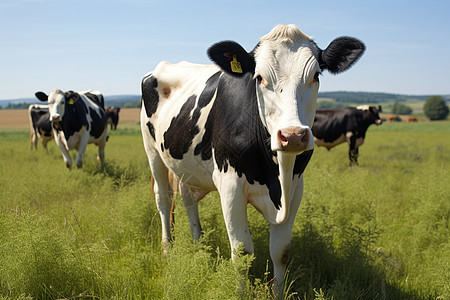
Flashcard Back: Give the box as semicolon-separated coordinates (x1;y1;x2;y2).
391;102;412;115
423;96;449;120
316;101;348;109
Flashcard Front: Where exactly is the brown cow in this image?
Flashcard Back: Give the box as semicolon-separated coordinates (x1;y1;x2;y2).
407;116;418;122
387;115;397;122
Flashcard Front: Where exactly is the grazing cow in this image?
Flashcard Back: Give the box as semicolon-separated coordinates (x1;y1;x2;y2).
106;106;121;130
140;24;365;295
35;89;108;169
312;105;382;165
387;115;397;122
407;116;418;122
28;104;53;150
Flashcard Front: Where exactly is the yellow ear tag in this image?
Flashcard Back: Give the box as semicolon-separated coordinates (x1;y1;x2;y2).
230;54;243;73
68;98;74;105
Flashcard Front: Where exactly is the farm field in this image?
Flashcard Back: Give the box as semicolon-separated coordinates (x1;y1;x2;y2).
0;115;449;299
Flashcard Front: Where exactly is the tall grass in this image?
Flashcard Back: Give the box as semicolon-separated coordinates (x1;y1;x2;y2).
0;122;448;299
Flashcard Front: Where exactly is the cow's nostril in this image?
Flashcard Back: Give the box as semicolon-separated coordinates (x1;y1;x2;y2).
278;130;288;143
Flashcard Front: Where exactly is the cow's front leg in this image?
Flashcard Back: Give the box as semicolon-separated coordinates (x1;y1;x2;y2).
75;134;90;169
348;136;359;166
214;170;254;258
270;174;303;298
54;131;72;169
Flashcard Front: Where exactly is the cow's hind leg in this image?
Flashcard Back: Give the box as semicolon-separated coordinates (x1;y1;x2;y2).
148;154;173;255
30;131;37;150
96;134;107;170
180;183;206;240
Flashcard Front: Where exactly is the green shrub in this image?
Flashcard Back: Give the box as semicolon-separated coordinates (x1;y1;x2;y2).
424;96;449;120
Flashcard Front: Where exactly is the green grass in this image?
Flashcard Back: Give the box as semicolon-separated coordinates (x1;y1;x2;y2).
0;122;449;299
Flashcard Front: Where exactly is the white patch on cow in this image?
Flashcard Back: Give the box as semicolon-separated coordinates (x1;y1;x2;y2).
314;134;347;150
66;130;82;150
356;105;370;111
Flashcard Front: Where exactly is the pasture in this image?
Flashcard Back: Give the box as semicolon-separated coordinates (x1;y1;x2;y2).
0;109;448;299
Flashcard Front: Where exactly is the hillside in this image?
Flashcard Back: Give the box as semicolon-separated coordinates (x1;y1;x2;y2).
1;92;449;110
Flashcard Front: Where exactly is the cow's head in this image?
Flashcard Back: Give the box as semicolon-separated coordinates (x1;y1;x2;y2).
35;89;79;123
357;105;383;125
208;24;365;154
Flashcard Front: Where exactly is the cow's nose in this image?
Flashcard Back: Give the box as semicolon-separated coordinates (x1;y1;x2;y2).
51;114;60;122
277;127;310;152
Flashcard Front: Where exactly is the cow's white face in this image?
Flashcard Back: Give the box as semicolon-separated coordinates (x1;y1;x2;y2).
47;89;66;122
254;32;320;153
35;89;66;122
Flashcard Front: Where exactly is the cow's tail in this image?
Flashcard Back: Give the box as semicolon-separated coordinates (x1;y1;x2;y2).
28;105;37;150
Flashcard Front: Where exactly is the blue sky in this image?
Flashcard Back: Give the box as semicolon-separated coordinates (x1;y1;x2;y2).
1;0;449;100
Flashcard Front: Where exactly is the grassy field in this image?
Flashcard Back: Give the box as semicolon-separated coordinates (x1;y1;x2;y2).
0;120;449;299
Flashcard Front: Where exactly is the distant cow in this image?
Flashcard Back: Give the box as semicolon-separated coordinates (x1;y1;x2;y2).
387;115;397;122
35;89;108;169
407;116;418;122
140;24;365;295
106;106;121;130
312;105;382;165
28;104;53;150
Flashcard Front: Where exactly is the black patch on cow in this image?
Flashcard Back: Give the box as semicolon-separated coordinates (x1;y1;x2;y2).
142;74;159;118
162;72;221;160
146;121;155;140
163;95;199;159
89;106;107;139
59;92;88;140
85;92;105;108
198;72;313;209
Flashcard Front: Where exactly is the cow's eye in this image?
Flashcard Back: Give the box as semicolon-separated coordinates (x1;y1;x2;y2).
314;71;321;82
256;75;263;84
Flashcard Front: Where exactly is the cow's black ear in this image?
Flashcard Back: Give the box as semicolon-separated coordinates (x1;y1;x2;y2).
35;91;48;102
320;37;365;74
207;41;255;76
378;105;382;113
65;91;80;104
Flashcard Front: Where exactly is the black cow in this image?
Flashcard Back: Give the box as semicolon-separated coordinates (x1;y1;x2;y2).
106;106;121;130
312;105;382;165
140;24;365;296
35;89;108;169
28;104;53;150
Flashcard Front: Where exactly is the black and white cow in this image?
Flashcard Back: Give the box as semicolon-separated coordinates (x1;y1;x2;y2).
140;24;365;295
28;104;53;150
312;105;382;165
35;89;108;169
106;106;121;130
